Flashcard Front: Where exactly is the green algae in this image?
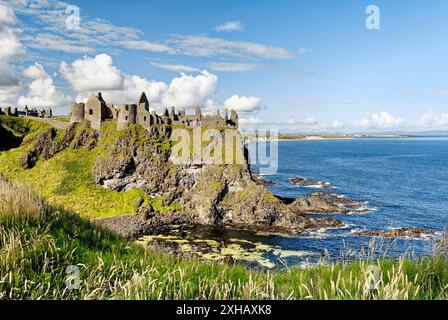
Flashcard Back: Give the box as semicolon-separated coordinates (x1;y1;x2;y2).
136;230;316;269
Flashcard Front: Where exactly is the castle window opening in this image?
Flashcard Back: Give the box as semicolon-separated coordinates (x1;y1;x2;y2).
144;116;147;122
89;109;93;115
125;106;129;111
125;116;128;120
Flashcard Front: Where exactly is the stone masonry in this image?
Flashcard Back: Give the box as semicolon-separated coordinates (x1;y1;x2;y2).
70;92;239;131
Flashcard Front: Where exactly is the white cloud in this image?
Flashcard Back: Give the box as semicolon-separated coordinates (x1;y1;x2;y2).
7;0;141;55
433;90;448;96
162;71;218;109
298;48;312;54
357;111;404;129
60;54;124;92
85;71;218;112
0;85;21;106
22;33;94;53
0;25;25;60
169;35;293;59
214;21;244;32
120;40;174;54
150;61;200;73
419;111;448;128
0;62;20;87
287;116;318;126
206;62;258;72
224;95;262;114
0;3;17;25
64;54;218;112
239;117;263;125
332;120;343;128
18;63;71;108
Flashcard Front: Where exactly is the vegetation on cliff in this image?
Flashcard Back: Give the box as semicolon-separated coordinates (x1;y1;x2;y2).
0;117;174;217
0;176;447;300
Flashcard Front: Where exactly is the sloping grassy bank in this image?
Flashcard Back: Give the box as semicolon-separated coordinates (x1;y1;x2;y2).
0;177;447;300
0;117;174;218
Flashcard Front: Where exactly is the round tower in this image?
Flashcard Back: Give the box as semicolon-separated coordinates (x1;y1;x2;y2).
70;103;85;123
117;104;137;130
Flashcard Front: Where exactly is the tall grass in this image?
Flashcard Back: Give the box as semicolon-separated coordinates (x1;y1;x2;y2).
0;176;447;300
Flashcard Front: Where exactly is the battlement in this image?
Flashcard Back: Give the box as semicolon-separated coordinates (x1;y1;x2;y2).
70;92;239;131
0;106;52;119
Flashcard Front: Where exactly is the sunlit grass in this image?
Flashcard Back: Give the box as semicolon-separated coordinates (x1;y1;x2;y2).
0;177;447;300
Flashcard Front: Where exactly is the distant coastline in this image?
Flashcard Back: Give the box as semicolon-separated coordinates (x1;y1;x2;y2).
244;134;416;143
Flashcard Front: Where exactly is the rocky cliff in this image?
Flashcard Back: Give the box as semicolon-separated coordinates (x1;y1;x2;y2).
90;122;343;233
5;118;345;234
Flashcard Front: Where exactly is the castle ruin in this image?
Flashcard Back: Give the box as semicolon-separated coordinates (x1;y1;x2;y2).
0;106;53;119
70;92;239;131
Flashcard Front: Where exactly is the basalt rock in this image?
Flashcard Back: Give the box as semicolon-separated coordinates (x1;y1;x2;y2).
92;124;347;233
288;197;349;214
290;177;319;185
354;227;436;239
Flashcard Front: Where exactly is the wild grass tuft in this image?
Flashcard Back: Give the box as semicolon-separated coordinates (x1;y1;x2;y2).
0;177;447;300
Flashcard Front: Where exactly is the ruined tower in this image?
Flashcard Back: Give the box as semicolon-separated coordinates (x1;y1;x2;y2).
117;104;137;130
70;103;85;123
136;92;151;129
85;93;107;130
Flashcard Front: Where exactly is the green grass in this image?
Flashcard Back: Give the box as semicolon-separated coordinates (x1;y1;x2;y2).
0;116;51;142
0;118;172;218
0;177;447;300
1;117;447;300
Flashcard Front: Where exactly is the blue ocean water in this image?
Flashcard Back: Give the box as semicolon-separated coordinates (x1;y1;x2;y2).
248;138;448;264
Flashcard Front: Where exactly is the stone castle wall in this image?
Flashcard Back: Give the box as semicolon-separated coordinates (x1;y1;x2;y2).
0;106;53;119
70;92;239;131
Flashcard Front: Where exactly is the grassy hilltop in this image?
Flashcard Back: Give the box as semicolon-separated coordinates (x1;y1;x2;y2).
0;117;176;217
0;116;447;300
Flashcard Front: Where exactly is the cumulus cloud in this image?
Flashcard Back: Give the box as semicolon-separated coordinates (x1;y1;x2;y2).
62;54;219;111
214;21;244;32
0;28;25;60
18;63;70;108
0;85;21;106
150;61;200;73
0;3;17;25
224;95;262;114
0;5;25;60
0;62;20;87
357;111;404;129
60;54;124;92
420;111;448;128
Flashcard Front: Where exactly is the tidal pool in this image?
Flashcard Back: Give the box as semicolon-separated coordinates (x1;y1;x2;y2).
136;225;319;269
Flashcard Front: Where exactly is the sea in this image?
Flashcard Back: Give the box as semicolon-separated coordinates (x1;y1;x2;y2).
146;138;448;268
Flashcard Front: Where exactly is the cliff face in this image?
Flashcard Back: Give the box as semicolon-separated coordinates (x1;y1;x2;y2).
91;123;343;232
3;118;344;233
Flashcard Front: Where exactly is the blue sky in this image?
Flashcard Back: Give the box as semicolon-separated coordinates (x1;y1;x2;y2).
1;0;448;132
